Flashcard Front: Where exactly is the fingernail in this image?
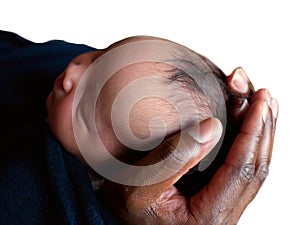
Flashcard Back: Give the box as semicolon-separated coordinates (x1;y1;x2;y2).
187;118;223;143
231;67;250;94
271;98;278;119
262;101;269;123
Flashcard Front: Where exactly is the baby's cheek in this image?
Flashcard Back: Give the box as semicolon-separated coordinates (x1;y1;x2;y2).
46;91;54;113
48;95;76;146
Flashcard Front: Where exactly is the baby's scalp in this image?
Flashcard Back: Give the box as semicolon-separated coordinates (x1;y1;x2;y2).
96;61;212;147
72;36;231;185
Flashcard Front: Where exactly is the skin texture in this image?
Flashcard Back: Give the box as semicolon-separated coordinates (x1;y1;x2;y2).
99;69;278;225
46;35;216;164
46;49;203;163
46;50;103;160
46;37;278;224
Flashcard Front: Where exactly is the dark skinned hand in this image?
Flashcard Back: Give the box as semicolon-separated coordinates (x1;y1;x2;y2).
100;68;278;225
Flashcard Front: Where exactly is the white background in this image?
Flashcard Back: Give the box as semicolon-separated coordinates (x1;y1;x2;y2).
1;0;299;224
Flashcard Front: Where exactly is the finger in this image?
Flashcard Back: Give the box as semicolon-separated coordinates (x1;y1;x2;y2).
250;88;271;104
226;89;276;167
231;100;277;221
227;68;255;123
226;100;266;166
251;89;278;133
123;118;223;209
190;99;267;223
227;67;254;97
223;92;277;212
270;98;279;136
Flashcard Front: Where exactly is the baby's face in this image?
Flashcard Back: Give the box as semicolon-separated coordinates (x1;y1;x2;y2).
46;50;103;160
46;37;191;163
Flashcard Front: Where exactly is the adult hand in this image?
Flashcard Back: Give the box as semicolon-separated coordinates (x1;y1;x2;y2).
226;67;255;122
100;68;278;225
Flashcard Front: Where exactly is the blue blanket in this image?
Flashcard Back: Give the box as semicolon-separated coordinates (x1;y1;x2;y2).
0;31;118;225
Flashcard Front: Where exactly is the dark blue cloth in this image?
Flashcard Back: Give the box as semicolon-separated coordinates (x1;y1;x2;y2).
0;31;118;225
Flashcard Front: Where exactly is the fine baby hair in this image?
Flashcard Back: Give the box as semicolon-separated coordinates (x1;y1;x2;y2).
72;37;237;196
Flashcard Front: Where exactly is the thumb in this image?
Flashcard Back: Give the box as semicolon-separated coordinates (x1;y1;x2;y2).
122;118;223;209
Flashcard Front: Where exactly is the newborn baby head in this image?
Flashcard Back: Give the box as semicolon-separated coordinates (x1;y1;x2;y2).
46;36;230;174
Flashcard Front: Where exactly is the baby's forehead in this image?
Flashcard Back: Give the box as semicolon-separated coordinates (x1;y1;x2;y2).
100;61;211;133
103;61;176;92
121;61;174;77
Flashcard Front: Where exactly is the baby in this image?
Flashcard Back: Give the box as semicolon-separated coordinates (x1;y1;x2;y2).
46;36;233;194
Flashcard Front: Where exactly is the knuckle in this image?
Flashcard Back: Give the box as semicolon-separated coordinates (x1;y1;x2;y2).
162;138;191;165
169;149;188;167
238;163;256;184
235;162;270;186
256;163;270;181
170;145;195;166
264;118;273;130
